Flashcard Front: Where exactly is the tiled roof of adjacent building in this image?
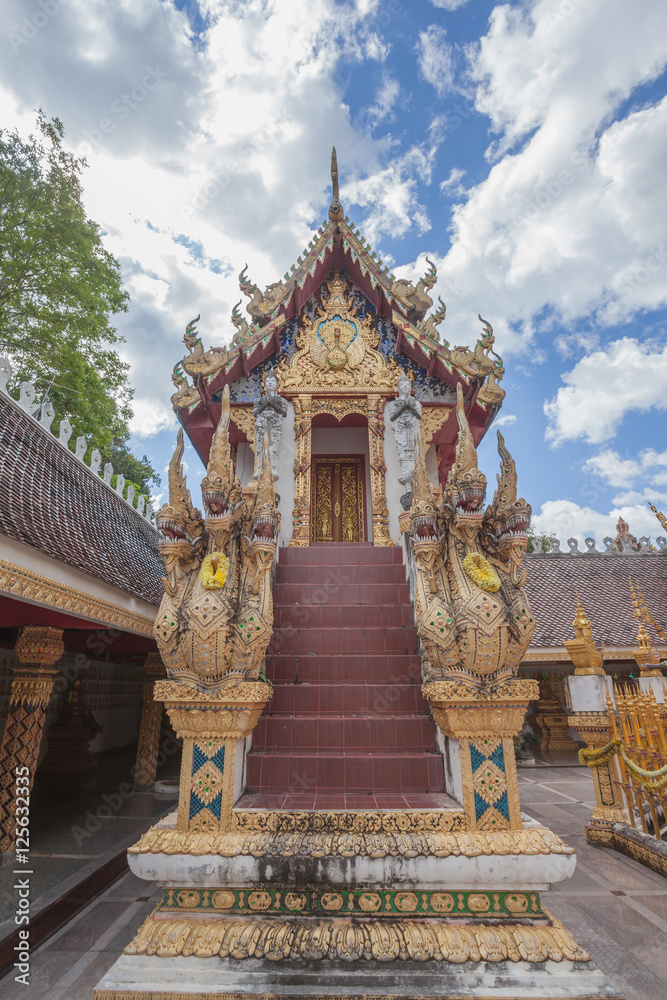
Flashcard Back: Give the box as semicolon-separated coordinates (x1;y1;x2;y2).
0;395;163;607
525;553;667;648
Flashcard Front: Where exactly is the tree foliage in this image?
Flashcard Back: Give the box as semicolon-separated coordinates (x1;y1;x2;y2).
0;112;159;494
526;528;556;553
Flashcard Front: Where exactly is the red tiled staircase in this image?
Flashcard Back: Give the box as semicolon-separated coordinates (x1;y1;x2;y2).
239;544;450;810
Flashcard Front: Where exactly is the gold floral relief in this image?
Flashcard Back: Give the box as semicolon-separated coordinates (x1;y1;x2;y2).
311;457;364;543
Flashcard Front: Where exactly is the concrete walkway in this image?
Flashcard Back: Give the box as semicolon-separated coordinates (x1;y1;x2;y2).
1;762;665;999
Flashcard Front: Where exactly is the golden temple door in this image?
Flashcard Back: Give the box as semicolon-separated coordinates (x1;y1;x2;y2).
311;456;365;542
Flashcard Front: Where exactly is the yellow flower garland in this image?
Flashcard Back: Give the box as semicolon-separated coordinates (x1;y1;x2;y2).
580;738;667;792
200;552;230;591
463;552;501;593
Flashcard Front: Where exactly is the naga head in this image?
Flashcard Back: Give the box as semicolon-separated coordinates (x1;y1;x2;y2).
200;385;244;540
444;383;487;538
248;430;280;553
482;431;531;556
156;431;204;595
482;430;531;585
156;429;204;557
410;426;439;544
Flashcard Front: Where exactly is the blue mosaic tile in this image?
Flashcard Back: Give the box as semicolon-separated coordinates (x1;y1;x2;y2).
210;745;226;771
189;793;207;819
495;791;509;820
490;743;506;771
470;744;485;772
474;791;489;822
192;744;208;773
208;791;222;820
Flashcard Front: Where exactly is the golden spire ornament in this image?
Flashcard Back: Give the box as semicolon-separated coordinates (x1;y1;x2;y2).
648;501;667;535
629;576;664;676
328;145;344;221
563;594;605;675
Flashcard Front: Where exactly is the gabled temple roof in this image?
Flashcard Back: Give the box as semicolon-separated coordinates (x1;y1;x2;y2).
171;150;506;471
0;386;163;608
525;552;667;650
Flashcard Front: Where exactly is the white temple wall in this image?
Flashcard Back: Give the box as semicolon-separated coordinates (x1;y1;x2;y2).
425;443;438;486
382;401;403;545
310;427;372;542
275;399;296;548
235;443;255;486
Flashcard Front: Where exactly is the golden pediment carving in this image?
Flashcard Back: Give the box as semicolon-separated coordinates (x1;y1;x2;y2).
277;272;401;395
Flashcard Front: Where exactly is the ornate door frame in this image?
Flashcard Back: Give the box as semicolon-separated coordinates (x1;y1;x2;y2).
288;395;393;547
311;454;366;543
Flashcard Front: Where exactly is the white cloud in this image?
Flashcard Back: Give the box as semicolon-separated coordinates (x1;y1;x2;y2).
0;0;396;439
545;338;667;445
129;398;177;437
531;496;667;546
344;143;437;242
583;447;667;502
417;25;453;97
407;1;667;357
440;166;466;195
429;0;470;9
492;413;516;428
368;75;400;125
583;450;641;489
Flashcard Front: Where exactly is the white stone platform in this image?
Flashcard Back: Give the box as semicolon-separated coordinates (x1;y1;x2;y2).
93;953;622;999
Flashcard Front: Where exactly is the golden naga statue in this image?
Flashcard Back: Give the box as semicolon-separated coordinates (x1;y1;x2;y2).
391;257;437;323
154;385;280;690
410;383;535;695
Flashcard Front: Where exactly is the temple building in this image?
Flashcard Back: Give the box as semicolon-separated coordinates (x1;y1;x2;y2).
172;149;505;552
0;151;665;999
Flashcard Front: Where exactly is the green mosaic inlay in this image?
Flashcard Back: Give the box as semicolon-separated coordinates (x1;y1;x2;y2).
161;887;543;918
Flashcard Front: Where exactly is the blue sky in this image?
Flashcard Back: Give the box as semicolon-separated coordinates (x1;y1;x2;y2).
3;0;667;544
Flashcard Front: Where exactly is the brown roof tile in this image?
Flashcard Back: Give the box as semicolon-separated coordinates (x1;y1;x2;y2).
525;553;667;648
0;397;162;607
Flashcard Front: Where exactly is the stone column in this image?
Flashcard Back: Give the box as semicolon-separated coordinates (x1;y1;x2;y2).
0;626;64;854
426;688;536;832
155;680;271;833
289;395;312;547
133;652;166;787
367;394;393;547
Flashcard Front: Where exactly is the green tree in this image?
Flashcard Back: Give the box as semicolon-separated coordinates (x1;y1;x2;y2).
0;111;159;496
526;527;556;553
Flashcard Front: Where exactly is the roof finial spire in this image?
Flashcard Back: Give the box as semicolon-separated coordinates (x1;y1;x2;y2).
329;145;343;222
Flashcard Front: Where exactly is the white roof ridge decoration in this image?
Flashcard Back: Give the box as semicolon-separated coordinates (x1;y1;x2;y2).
0;356;158;530
524;535;667;556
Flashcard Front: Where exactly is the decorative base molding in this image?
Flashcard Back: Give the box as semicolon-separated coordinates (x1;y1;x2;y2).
587;821;667;878
92;953;622;1000
127;812;574;860
123;908;588;963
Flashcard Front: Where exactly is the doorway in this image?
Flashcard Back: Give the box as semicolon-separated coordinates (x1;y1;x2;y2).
311;455;366;542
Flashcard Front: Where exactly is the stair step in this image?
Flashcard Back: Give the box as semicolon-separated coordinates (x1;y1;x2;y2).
266;654;422;685
268;626;419;656
279;545;403;566
273;604;414;628
236;790;457;810
273;582;411;605
246;751;446;793
253;715;438;752
275;564;407;586
266;683;424;714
